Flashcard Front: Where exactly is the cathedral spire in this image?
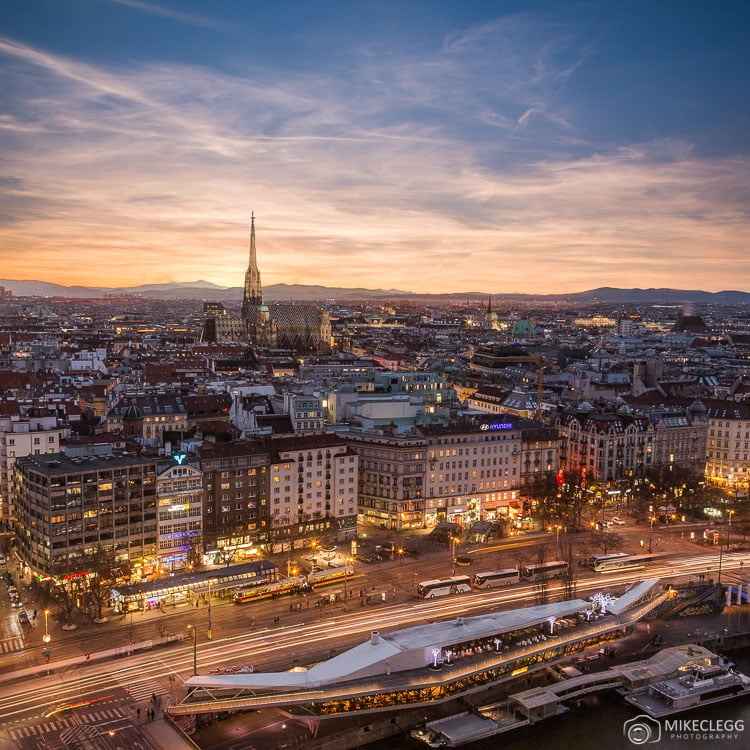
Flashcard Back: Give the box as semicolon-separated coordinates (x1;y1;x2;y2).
242;213;263;320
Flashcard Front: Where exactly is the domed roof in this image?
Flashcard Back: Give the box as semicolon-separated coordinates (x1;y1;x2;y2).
512;317;536;339
123;403;143;421
689;398;707;414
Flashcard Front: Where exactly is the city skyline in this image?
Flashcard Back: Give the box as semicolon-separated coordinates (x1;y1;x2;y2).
1;1;749;294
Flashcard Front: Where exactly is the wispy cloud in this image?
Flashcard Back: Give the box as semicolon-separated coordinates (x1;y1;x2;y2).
108;0;228;30
0;20;748;294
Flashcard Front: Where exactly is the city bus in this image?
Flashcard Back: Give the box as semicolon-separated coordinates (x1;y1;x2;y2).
416;575;472;599
233;576;304;604
472;568;520;589
588;552;630;569
521;561;568;581
593;554;657;573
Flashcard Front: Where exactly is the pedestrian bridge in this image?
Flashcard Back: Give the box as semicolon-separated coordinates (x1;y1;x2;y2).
511;671;626;720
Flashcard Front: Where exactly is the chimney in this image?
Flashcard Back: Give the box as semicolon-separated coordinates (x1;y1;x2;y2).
370;630;381;645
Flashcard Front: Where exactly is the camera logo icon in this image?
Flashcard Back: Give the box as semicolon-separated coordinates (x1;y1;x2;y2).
624;715;662;744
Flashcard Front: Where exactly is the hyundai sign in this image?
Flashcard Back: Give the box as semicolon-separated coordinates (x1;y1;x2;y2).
480;422;514;431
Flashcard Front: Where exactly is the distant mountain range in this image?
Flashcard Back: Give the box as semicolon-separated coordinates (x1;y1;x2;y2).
1;279;749;305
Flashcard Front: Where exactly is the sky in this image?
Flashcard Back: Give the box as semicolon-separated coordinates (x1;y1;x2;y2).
1;0;749;295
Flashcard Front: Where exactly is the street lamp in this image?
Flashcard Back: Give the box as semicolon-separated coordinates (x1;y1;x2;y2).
342;555;353;610
450;535;460;576
187;624;197;676
648;516;656;554
207;581;213;640
311;539;319;571
43;609;51;644
548;525;563;559
42;609;51;664
717;509;735;588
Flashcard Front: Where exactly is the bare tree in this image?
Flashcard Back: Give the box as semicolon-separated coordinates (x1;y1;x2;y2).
589;529;625;555
185;538;205;572
560;532;577;601
48;566;87;628
532;544;551;606
78;546;120;622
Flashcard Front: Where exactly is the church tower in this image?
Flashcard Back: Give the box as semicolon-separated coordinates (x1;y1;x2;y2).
241;213;263;320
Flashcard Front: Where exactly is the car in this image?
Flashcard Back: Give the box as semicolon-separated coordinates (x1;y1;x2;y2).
18;610;29;625
10;597;22;608
7;585;18;597
611;517;626;525
0;554;6;565
454;554;472;566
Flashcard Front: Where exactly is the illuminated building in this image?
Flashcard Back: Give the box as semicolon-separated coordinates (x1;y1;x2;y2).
14;450;158;576
171;580;668;731
241;215;331;354
156;454;203;572
702;398;750;493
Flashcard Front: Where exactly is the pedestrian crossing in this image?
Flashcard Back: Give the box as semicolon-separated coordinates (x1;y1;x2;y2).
60;723;99;745
6;718;71;740
79;708;127;725
5;709;130;741
0;637;25;654
125;678;169;702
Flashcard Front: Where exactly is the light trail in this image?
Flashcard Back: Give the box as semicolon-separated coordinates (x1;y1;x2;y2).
0;550;747;723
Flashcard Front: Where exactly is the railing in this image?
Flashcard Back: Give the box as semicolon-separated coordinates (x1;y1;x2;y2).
170;595;670;717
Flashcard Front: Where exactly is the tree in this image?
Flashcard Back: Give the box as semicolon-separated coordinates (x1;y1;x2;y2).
589;529;625;556
525;473;560;527
185;539;205;572
560;533;578;601
556;468;590;528
78;546;120;622
531;544;552;606
48;567;86;629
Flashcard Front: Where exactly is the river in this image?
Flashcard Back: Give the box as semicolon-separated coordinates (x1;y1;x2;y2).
369;652;750;750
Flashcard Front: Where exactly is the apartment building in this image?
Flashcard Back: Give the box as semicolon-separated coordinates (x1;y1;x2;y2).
0;411;66;526
268;433;358;542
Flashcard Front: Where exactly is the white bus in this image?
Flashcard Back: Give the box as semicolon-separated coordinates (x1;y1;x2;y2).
588;552;630;568
472;568;520;589
521;561;568;581
593;554;657;573
416;575;472;599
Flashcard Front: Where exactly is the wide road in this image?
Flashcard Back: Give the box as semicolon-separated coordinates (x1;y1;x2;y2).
1;548;748;749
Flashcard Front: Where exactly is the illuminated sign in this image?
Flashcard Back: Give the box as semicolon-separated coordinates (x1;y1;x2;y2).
480;422;514;431
173;453;187;465
169;503;190;512
162;530;199;540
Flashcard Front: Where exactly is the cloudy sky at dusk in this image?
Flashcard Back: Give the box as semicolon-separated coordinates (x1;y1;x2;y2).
1;0;749;295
